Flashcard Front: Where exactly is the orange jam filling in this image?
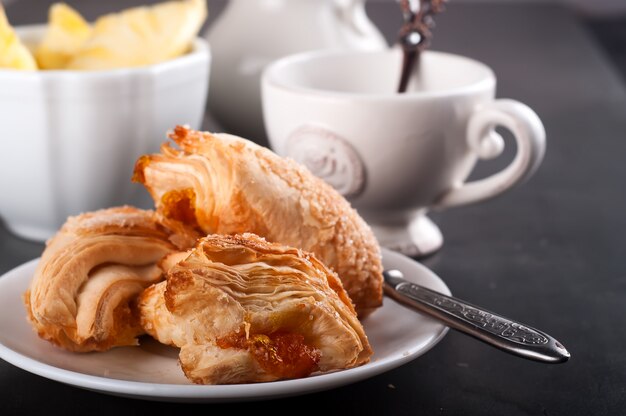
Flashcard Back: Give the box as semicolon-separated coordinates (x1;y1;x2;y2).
132;155;151;183
216;332;321;379
160;188;198;227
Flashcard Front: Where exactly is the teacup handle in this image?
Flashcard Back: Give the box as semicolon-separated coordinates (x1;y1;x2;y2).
434;99;546;208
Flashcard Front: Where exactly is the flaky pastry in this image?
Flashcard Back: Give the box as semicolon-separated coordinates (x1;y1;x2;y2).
133;126;383;316
138;233;372;384
24;206;199;352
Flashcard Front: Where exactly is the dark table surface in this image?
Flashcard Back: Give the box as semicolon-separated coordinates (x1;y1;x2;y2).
2;1;625;415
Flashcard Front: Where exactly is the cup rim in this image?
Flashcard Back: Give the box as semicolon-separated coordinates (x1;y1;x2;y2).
262;48;496;100
0;24;210;78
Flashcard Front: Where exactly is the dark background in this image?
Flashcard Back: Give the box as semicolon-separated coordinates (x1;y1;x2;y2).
1;1;626;415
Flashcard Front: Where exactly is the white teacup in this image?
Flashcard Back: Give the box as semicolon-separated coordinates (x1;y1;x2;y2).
0;26;210;242
262;49;546;257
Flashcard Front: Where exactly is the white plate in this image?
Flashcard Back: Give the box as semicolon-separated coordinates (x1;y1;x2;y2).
0;248;449;402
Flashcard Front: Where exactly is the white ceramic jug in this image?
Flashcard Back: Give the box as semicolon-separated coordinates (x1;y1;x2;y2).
205;0;387;143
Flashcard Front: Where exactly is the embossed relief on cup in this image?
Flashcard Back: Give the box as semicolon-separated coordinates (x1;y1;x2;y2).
286;126;366;198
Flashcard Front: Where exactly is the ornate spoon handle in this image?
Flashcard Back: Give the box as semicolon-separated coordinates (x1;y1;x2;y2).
383;270;570;363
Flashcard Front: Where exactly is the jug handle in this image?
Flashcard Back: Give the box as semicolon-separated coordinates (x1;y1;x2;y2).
333;0;364;10
333;0;368;35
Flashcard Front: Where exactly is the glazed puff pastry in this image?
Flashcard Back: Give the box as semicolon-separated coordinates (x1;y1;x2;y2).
24;206;199;352
134;126;383;316
138;233;372;384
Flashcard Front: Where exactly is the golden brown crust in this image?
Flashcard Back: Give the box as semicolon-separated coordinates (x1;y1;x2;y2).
24;206;199;352
138;233;372;384
133;126;383;316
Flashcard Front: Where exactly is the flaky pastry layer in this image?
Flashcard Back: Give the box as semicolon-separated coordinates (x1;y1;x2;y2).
134;126;383;316
139;233;372;384
24;206;199;352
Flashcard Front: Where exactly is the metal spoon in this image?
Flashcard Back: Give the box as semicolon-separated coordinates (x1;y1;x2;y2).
383;269;570;363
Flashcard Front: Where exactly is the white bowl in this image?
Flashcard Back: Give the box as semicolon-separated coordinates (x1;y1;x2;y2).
0;25;211;241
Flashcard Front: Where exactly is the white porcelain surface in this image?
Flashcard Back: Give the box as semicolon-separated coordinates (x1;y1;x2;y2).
0;26;211;242
0;248;449;403
205;0;386;141
262;49;546;256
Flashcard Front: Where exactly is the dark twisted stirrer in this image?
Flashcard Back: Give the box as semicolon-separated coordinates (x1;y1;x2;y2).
397;0;447;93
